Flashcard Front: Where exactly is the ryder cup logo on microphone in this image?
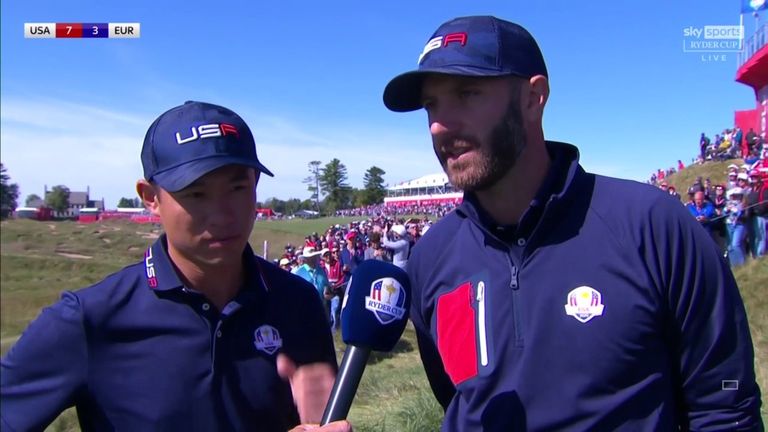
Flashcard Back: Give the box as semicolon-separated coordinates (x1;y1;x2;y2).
365;278;407;325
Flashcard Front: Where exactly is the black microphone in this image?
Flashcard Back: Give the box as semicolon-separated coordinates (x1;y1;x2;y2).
320;260;411;425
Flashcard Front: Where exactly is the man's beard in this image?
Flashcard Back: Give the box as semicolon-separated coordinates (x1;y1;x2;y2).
436;102;527;192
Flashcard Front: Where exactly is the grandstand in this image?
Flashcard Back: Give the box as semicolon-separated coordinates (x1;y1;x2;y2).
735;23;767;139
384;173;463;207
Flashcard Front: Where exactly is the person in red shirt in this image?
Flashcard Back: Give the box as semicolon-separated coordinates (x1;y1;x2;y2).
324;249;343;290
323;248;345;332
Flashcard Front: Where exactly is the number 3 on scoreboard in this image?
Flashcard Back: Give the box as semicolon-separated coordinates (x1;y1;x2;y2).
92;26;99;36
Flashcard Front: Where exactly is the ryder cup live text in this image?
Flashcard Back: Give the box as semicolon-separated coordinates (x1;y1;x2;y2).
682;25;743;52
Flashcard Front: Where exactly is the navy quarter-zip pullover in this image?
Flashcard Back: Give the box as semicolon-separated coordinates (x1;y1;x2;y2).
408;141;762;431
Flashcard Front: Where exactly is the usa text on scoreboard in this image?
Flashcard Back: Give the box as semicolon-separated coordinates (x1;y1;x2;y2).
24;23;140;39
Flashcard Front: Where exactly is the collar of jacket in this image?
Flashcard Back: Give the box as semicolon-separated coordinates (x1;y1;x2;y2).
455;141;585;242
148;234;267;303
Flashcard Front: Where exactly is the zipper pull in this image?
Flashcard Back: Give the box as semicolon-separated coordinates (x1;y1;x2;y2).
476;281;489;367
510;265;519;290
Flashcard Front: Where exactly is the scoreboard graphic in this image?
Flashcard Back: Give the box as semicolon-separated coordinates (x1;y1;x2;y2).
24;23;140;39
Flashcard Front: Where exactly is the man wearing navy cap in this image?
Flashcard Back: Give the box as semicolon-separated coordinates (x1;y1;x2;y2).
1;101;350;432
385;16;762;430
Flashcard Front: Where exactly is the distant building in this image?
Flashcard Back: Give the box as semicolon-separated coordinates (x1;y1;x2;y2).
13;207;53;221
293;209;319;219
42;185;105;218
735;23;767;140
384;173;463;207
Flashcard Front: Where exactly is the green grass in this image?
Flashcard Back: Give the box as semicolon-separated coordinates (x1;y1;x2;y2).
0;220;152;343
733;257;768;425
345;326;443;432
665;159;741;192
1;217;765;429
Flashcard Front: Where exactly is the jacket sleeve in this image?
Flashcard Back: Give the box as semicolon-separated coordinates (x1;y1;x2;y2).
281;278;337;369
644;196;762;430
382;238;408;253
413;320;456;411
1;292;88;431
407;248;456;411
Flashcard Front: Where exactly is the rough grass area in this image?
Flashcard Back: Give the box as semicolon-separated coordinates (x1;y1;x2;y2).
665;159;741;192
733;257;768;424
343;326;443;432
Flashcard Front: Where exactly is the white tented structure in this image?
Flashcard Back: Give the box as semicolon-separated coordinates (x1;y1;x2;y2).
384;173;463;207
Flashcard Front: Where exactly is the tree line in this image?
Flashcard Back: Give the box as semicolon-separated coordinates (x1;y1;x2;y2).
0;163;19;219
0;160;389;218
300;159;386;215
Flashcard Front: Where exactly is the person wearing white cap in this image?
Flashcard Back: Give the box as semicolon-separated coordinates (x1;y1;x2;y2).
736;172;751;195
725;187;747;267
279;257;292;272
382;224;410;269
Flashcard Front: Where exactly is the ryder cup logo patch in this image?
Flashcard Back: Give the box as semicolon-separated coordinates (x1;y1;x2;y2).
365;277;407;325
253;325;282;355
564;286;605;323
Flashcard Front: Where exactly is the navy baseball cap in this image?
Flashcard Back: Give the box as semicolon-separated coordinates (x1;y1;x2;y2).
141;101;274;192
383;16;548;112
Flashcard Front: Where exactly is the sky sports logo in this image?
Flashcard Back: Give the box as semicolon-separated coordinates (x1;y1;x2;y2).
682;25;743;52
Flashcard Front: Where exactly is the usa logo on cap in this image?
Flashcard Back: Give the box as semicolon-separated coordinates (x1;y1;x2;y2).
365;278;407;325
418;32;468;64
564;286;605;323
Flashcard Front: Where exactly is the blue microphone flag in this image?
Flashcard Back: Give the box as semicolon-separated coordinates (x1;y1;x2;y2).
340;260;411;352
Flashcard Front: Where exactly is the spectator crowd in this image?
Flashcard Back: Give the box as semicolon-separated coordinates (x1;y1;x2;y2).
649;128;768;268
696;127;765;164
273;216;433;332
334;202;456;219
648;127;765;185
